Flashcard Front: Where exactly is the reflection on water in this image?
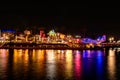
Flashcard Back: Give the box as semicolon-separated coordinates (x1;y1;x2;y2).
46;50;57;79
107;48;116;80
0;49;9;79
96;50;104;80
74;50;82;80
65;50;73;79
0;48;120;80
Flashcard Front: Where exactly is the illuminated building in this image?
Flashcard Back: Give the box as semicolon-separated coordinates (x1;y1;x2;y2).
40;29;46;42
1;29;16;41
24;30;31;42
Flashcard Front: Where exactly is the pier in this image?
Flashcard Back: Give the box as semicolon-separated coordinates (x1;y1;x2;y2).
0;42;88;50
1;42;120;50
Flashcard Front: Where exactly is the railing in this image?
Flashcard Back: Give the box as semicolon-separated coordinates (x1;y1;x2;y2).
2;42;120;49
0;42;87;49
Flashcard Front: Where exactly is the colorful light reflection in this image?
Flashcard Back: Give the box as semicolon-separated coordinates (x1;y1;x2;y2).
74;50;82;79
96;50;104;79
46;50;56;79
65;50;73;78
107;49;116;80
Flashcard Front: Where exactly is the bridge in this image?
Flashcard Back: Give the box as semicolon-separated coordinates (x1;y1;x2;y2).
101;43;120;48
0;42;87;50
0;42;120;50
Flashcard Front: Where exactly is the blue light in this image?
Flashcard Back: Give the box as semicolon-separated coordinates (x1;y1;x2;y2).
1;30;16;33
96;50;104;79
82;38;97;44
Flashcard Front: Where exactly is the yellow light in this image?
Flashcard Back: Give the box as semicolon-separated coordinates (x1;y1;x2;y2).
65;50;73;77
108;49;116;79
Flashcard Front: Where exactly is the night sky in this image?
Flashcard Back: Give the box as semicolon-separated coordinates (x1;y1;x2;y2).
0;4;120;39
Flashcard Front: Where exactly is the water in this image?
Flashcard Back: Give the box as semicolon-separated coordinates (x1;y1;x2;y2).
0;48;120;80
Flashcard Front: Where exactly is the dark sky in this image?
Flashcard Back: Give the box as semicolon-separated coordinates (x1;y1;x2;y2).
0;4;120;38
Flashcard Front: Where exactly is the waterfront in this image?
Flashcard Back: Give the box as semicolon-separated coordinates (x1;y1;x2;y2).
0;48;120;80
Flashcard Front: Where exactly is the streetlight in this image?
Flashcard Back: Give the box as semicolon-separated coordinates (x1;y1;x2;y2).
109;38;112;43
109;37;114;43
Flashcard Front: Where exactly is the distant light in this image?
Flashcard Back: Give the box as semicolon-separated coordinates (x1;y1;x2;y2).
76;39;80;42
75;35;81;38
